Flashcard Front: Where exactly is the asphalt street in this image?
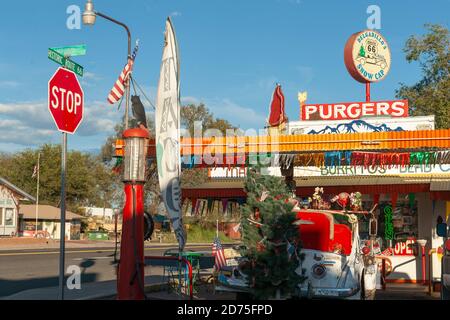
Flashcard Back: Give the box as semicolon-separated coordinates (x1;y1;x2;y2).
0;243;213;297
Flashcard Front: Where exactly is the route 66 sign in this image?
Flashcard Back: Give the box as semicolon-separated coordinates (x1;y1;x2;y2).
344;30;391;83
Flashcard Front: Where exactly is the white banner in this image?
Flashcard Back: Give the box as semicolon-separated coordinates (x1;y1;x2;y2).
155;17;186;251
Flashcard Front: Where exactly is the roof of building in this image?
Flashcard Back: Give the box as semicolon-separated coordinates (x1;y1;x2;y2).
19;204;84;221
0;177;36;202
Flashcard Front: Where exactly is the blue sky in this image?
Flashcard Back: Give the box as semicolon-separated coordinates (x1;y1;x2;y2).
0;0;448;152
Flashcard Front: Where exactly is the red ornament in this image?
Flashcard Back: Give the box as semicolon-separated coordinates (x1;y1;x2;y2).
337;192;350;208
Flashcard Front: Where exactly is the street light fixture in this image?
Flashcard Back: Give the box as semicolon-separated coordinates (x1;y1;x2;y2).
82;0;132;129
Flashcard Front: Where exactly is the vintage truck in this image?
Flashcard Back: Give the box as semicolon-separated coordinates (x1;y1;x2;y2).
215;207;379;299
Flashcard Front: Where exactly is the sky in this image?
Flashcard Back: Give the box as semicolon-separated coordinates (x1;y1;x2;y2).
0;0;448;153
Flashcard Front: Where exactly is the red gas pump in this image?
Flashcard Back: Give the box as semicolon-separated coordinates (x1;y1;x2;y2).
117;128;149;300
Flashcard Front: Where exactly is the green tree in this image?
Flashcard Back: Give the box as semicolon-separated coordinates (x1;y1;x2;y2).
240;168;305;299
181;103;236;136
0;144;115;212
359;45;366;57
396;24;450;129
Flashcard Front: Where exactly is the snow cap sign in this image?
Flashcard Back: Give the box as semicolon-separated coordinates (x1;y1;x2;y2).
344;30;391;83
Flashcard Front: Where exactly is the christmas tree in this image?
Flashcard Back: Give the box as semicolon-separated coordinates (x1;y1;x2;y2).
240;167;305;299
359;45;366;57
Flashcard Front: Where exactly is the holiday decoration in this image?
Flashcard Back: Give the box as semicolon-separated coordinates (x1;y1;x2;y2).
240;168;305;299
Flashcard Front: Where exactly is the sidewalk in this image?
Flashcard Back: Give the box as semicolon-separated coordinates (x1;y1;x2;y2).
375;283;440;300
1;275;166;300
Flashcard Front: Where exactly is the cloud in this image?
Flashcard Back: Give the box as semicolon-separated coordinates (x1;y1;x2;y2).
170;11;182;17
0;100;125;146
81;72;103;87
0;81;20;88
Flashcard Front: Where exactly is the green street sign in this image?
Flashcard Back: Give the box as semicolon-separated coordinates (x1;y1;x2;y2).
51;45;87;57
48;48;84;77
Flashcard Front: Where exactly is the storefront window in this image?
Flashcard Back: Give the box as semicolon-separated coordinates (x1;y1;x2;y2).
358;194;418;251
5;208;14;226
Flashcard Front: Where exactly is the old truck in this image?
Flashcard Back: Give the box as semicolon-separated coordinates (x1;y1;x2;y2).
216;207;379;299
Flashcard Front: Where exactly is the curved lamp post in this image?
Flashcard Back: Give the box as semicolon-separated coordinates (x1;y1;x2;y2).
82;0;132;129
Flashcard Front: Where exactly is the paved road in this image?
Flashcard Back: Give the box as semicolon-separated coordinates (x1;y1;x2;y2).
0;243;213;297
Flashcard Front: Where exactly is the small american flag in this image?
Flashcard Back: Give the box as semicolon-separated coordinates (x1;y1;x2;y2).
212;236;226;271
32;164;39;178
107;42;139;105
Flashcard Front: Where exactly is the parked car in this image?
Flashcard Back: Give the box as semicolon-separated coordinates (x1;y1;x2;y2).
215;208;379;299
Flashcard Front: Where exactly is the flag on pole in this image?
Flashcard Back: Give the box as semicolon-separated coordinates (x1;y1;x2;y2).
212;236;227;271
107;59;134;104
107;42;139;105
32;164;39;178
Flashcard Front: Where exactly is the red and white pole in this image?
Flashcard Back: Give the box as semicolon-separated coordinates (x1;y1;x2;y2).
117;128;149;300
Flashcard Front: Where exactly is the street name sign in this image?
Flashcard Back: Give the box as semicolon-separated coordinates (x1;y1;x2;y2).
48;48;84;77
51;45;87;57
48;67;84;134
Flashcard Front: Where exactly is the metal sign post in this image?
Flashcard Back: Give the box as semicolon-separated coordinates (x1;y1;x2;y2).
58;132;67;300
48;48;84;300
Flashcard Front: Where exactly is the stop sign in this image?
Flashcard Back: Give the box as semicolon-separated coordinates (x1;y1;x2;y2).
48;67;84;134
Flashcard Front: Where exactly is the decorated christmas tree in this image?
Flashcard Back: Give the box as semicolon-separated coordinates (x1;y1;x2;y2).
240;167;305;299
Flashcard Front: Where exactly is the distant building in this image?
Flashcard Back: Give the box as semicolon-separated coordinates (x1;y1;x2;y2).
18;204;83;240
82;207;115;220
0;177;35;237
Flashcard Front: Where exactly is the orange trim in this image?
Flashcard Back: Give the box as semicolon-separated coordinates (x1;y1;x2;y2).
114;129;450;158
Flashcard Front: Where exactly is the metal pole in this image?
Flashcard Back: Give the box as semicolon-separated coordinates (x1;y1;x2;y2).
58;132;67;300
35;153;40;237
365;82;371;102
95;11;131;129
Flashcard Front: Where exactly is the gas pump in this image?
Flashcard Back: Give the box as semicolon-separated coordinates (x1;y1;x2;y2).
117;128;149;300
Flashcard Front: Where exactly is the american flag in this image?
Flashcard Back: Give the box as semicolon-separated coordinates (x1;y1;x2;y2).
107;42;139;105
212;236;226;271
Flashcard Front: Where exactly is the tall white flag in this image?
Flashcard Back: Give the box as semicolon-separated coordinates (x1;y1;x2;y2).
155;17;186;251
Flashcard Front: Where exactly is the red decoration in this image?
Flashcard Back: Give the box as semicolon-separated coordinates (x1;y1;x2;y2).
268;84;286;127
351;152;410;169
337;192;350;208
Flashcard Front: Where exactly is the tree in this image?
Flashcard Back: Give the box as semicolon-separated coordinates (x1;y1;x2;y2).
181;103;236;136
240;168;305;299
396;24;450;129
359;45;366;57
0;144;116;212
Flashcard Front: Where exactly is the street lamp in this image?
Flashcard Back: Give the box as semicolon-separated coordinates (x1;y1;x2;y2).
82;0;132;129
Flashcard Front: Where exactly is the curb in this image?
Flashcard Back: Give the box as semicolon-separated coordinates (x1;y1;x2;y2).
78;282;169;300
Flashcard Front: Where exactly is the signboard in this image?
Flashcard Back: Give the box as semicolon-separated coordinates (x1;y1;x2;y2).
48;67;84;134
48;48;84;77
301;100;408;121
344;30;391;83
289;115;434;135
51;45;87;57
393;239;416;256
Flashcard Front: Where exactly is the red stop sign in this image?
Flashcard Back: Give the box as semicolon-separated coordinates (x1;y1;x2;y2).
48;67;84;134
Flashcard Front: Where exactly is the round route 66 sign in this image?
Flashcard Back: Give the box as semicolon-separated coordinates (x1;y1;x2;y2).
344;30;391;83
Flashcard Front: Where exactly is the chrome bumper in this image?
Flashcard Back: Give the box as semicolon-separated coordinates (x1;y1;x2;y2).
297;286;360;299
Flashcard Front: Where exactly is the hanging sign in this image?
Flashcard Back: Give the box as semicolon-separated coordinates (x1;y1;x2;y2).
301;100;408;121
344;30;391;83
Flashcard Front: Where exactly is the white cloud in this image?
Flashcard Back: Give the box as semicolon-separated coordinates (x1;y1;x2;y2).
170;11;182;17
296;66;314;84
0;81;20;88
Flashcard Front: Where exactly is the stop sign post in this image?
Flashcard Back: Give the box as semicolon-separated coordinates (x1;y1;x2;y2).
48;67;84;134
48;66;84;300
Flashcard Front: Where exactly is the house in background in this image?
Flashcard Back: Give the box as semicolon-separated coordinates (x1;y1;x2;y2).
18;204;83;240
0;177;35;237
82;207;115;221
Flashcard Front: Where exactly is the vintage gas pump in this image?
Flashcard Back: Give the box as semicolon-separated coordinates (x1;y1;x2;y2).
117;128;149;300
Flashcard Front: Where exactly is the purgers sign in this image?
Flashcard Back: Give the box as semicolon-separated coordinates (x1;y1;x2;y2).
301;100;408;121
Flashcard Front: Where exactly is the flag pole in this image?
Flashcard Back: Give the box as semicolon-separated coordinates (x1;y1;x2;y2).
216;219;219;238
35;153;40;238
